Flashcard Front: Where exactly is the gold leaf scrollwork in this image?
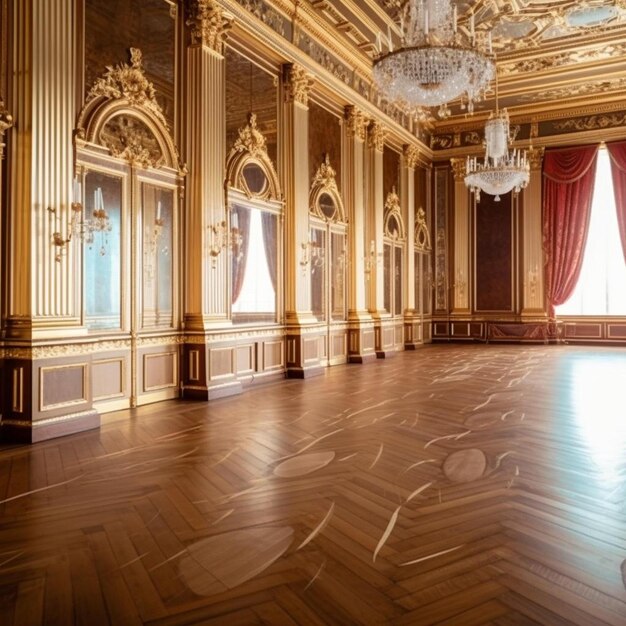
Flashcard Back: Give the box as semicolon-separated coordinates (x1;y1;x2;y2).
383;187;405;240
553;113;626;132
100;115;164;169
186;0;232;51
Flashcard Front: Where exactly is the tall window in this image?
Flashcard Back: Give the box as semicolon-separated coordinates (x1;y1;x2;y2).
556;148;626;315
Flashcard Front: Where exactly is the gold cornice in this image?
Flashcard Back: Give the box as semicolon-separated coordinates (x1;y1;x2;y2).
187;0;233;52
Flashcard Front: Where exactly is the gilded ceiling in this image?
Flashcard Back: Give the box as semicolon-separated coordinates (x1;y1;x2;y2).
306;0;626;128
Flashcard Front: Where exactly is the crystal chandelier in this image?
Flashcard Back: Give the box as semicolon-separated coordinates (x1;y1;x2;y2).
372;0;495;113
464;71;530;202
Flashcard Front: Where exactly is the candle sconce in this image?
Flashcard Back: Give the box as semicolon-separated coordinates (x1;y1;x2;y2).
364;240;381;279
144;201;166;281
300;239;324;274
207;211;243;267
48;179;112;262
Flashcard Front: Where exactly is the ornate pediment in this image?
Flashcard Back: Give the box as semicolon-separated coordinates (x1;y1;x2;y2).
309;154;345;222
384;186;405;240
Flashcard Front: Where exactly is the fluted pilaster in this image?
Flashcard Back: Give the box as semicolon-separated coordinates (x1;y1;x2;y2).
450;157;470;313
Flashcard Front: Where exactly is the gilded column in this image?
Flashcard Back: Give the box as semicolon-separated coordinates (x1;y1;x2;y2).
283;64;320;377
367;121;386;316
403;144;420;347
521;147;546;316
184;0;231;329
345;106;376;362
182;0;239;400
450;158;470;314
6;0;79;336
2;0;101;442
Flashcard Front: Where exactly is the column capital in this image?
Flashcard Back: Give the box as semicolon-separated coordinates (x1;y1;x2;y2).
450;157;467;181
345;105;369;142
527;146;545;171
284;64;314;107
0;98;13;159
368;120;386;152
186;0;232;52
403;144;420;170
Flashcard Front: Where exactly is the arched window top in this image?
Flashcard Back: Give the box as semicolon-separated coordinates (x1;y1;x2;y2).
75;48;182;172
415;207;431;251
309;154;346;223
384;186;405;240
226;113;282;201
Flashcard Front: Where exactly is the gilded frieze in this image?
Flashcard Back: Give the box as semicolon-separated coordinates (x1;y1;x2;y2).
552;112;626;132
233;0;286;37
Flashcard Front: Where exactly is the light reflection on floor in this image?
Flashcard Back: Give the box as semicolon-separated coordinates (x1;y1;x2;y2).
571;356;626;484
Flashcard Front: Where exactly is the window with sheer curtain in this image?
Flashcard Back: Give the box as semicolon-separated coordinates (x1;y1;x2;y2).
556;148;626;316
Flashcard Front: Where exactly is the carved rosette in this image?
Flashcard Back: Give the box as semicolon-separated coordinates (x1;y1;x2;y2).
527;147;545;171
345;106;368;142
284;64;313;107
368;121;386;152
403;144;420;169
450;157;467;181
186;0;232;52
0;99;13;159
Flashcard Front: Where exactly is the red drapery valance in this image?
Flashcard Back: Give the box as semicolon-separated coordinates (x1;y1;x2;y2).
542;145;598;318
607;141;626;266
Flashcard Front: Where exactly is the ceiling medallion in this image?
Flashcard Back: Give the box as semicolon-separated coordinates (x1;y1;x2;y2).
373;0;495;115
464;70;529;202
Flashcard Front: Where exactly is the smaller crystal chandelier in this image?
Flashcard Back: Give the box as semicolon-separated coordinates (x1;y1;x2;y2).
372;0;494;114
464;70;529;202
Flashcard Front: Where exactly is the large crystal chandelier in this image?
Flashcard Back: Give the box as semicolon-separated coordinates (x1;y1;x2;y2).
464;71;530;201
372;0;495;113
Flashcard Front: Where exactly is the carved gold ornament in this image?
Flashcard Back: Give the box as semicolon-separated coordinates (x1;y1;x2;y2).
414;207;431;252
226;113;281;201
76;48;182;172
345;106;369;142
450;157;467;181
403;144;420;169
553;113;626;131
368;121;386;152
383;187;405;240
186;0;232;51
0;98;13;159
309;154;346;223
284;64;314;106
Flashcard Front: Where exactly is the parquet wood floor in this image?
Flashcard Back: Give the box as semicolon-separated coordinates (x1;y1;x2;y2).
1;345;625;625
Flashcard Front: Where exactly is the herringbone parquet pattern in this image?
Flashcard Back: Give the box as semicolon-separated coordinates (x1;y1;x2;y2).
1;345;625;625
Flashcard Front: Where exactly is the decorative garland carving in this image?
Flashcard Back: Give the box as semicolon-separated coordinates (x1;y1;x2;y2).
0;98;13;159
414;207;431;252
226;113;281;201
383;187;405;240
186;0;232;52
284;64;314;106
309;154;345;223
345;106;369;141
368;121;386;152
76;48;182;172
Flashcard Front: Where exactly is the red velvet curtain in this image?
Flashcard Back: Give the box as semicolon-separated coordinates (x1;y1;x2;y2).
607;141;626;265
542;145;598;317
